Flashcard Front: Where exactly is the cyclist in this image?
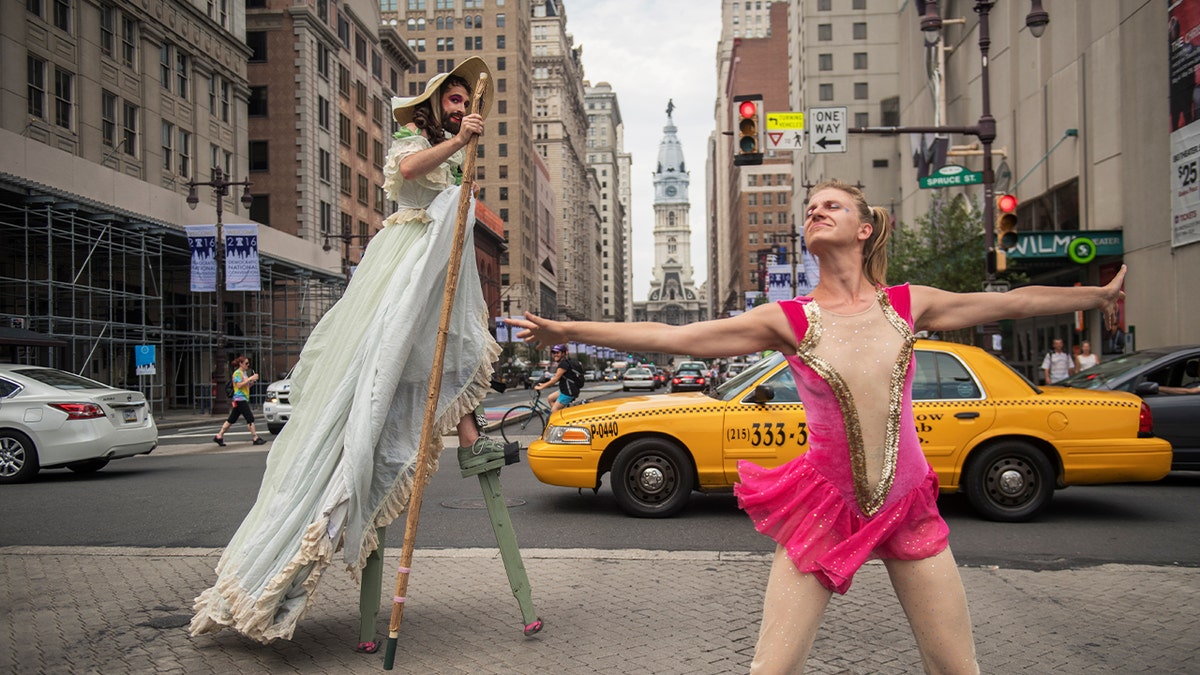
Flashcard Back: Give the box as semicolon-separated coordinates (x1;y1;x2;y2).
535;344;584;413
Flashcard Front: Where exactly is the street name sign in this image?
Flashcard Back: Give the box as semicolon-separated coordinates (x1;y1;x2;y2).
765;111;805;150
807;106;847;154
918;164;984;189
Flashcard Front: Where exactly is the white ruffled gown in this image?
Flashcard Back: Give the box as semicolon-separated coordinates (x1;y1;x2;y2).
190;131;500;643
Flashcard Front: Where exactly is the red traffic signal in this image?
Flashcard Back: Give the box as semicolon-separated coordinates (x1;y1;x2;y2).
733;94;764;166
996;194;1019;250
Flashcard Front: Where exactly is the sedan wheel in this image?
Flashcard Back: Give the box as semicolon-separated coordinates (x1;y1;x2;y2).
0;430;40;484
964;441;1054;522
611;438;695;518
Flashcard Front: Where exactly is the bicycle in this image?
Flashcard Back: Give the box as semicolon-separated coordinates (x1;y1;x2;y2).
499;390;553;443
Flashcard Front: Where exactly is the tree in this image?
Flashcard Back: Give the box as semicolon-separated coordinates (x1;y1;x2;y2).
888;191;984;293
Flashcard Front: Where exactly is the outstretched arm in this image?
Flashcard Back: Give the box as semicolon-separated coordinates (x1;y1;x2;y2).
506;302;798;359
912;265;1126;334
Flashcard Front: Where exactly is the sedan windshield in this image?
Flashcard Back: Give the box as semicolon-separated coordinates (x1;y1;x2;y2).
1057;351;1166;390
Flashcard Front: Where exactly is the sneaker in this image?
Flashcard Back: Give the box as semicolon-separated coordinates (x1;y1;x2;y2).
457;434;506;474
212;436;226;447
252;437;267;445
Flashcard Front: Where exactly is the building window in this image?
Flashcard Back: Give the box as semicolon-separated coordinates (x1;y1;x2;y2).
818;0;831;9
817;24;832;41
247;31;267;62
53;0;70;31
208;76;217;115
853;22;867;39
853;0;866;9
178;129;191;177
496;13;505;27
320;200;331;235
100;5;115;56
339;114;350;145
881;96;900;126
340;163;351;195
356;127;367;158
101;90;117;146
53;67;73;129
497;56;506;71
249;140;269;171
854;52;868;70
250;195;270;225
318;43;330;79
497;35;506;49
337;13;350;49
122;102;138;156
338;65;350;98
162;122;174;171
160;44;172;90
355;33;366;65
220;79;230;121
355;81;366;111
319;148;331;182
856;112;869;127
248;86;268;116
318;96;330;129
819;83;833;101
176;51;190;98
357;174;369;204
373;140;384;168
854;82;868;100
121;16;137;68
27;56;46;120
818;53;832;71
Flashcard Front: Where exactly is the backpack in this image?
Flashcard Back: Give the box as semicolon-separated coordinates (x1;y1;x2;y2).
561;358;585;397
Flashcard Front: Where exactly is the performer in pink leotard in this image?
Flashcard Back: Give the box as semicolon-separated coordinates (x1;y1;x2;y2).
508;180;1127;673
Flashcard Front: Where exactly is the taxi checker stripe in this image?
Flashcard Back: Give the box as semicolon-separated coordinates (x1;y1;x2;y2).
570;403;805;425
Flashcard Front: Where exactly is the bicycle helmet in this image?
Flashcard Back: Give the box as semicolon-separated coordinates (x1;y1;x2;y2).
551;344;567;354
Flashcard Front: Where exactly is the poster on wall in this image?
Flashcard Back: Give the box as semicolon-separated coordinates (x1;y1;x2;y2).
1170;0;1200;247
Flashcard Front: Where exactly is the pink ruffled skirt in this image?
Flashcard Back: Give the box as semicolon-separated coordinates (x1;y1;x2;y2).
735;456;949;594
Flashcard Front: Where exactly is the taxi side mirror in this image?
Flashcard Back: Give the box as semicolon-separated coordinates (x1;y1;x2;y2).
1134;381;1160;396
751;384;776;404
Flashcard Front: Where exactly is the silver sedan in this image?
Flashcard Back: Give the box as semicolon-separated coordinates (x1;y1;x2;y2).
621;367;657;391
0;365;158;483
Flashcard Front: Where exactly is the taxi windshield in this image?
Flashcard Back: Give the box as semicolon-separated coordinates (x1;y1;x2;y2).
715;353;785;401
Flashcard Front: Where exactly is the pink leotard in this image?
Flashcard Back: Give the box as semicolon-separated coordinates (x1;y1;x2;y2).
734;284;949;594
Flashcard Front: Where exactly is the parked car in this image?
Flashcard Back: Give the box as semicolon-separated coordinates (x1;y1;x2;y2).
262;376;293;435
1058;344;1200;470
528;341;1172;521
670;366;708;393
585;370;600;382
0;365;158;483
621;367;656;391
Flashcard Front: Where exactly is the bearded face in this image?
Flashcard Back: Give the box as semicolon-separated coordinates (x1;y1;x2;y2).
439;83;470;135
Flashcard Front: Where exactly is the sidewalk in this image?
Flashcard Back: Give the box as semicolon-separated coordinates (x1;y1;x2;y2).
0;545;1195;673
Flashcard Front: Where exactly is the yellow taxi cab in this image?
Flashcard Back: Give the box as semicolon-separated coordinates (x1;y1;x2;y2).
527;340;1173;522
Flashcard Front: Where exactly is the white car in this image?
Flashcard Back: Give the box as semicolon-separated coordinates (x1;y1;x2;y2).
0;365;158;483
621;367;656;391
262;376;293;435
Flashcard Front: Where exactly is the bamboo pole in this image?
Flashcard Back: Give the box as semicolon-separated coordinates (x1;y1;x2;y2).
382;72;489;670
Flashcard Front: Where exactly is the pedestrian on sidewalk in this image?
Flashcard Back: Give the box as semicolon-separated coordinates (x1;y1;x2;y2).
509;180;1127;673
191;57;505;643
212;355;266;447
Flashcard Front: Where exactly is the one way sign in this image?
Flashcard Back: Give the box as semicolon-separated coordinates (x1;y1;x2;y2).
807;106;847;154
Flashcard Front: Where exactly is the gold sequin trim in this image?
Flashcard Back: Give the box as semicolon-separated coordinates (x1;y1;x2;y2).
796;290;912;517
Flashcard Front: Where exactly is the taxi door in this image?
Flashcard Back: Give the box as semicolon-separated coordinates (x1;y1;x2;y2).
910;349;996;485
723;362;810;483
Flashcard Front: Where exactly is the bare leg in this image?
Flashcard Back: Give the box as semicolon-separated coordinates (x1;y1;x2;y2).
215;420;232;439
883;547;979;675
456;413;479;447
750;545;832;674
247;422;260;440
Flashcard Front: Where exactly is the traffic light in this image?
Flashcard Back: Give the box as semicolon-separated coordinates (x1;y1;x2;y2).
733;94;764;166
996;193;1019;250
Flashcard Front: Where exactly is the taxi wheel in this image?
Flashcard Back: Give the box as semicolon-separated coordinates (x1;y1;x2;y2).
611;438;695;518
964;441;1054;522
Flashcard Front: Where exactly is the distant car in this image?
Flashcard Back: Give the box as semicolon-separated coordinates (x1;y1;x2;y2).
585;370;599;382
262;376;293;435
670;366;708;393
621;367;656;391
723;362;748;380
1058;345;1200;470
528;341;1172;521
677;361;708;373
0;365;158;484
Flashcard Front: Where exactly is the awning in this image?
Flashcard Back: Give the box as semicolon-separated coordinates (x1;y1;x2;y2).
0;326;68;347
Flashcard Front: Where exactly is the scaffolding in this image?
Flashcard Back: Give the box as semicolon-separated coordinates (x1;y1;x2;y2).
0;194;344;415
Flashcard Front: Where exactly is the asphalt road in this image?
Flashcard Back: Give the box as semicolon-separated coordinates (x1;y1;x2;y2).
3;438;1198;570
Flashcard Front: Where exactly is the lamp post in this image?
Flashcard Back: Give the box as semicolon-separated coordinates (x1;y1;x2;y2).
851;0;1049;282
323;224;372;283
187;166;254;415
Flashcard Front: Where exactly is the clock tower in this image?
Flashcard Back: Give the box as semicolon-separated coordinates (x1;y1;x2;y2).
634;101;705;333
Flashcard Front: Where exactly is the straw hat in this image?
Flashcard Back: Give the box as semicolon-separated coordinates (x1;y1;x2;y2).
391;56;493;125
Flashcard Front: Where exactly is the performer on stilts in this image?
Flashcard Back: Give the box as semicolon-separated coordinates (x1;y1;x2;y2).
190;57;538;645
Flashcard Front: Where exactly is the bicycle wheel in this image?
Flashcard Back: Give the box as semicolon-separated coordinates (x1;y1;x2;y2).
500;405;546;443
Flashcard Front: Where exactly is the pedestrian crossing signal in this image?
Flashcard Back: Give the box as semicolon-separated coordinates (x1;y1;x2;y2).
733;94;764;166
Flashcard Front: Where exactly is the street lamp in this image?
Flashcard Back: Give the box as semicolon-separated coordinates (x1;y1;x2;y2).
852;0;1049;282
187;166;254;414
322;225;372;282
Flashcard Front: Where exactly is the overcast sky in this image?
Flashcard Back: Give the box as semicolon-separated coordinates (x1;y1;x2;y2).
567;0;722;302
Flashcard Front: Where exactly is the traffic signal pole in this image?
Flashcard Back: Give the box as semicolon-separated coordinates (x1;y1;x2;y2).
849;1;1049;284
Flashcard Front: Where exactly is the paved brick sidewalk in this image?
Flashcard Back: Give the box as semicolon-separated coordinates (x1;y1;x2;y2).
1;546;1195;674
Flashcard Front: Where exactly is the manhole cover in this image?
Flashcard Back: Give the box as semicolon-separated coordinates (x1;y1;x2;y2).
441;498;526;509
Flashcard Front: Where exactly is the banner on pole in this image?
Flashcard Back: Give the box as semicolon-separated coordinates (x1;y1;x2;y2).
224;224;261;291
186;225;217;292
135;344;157;376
